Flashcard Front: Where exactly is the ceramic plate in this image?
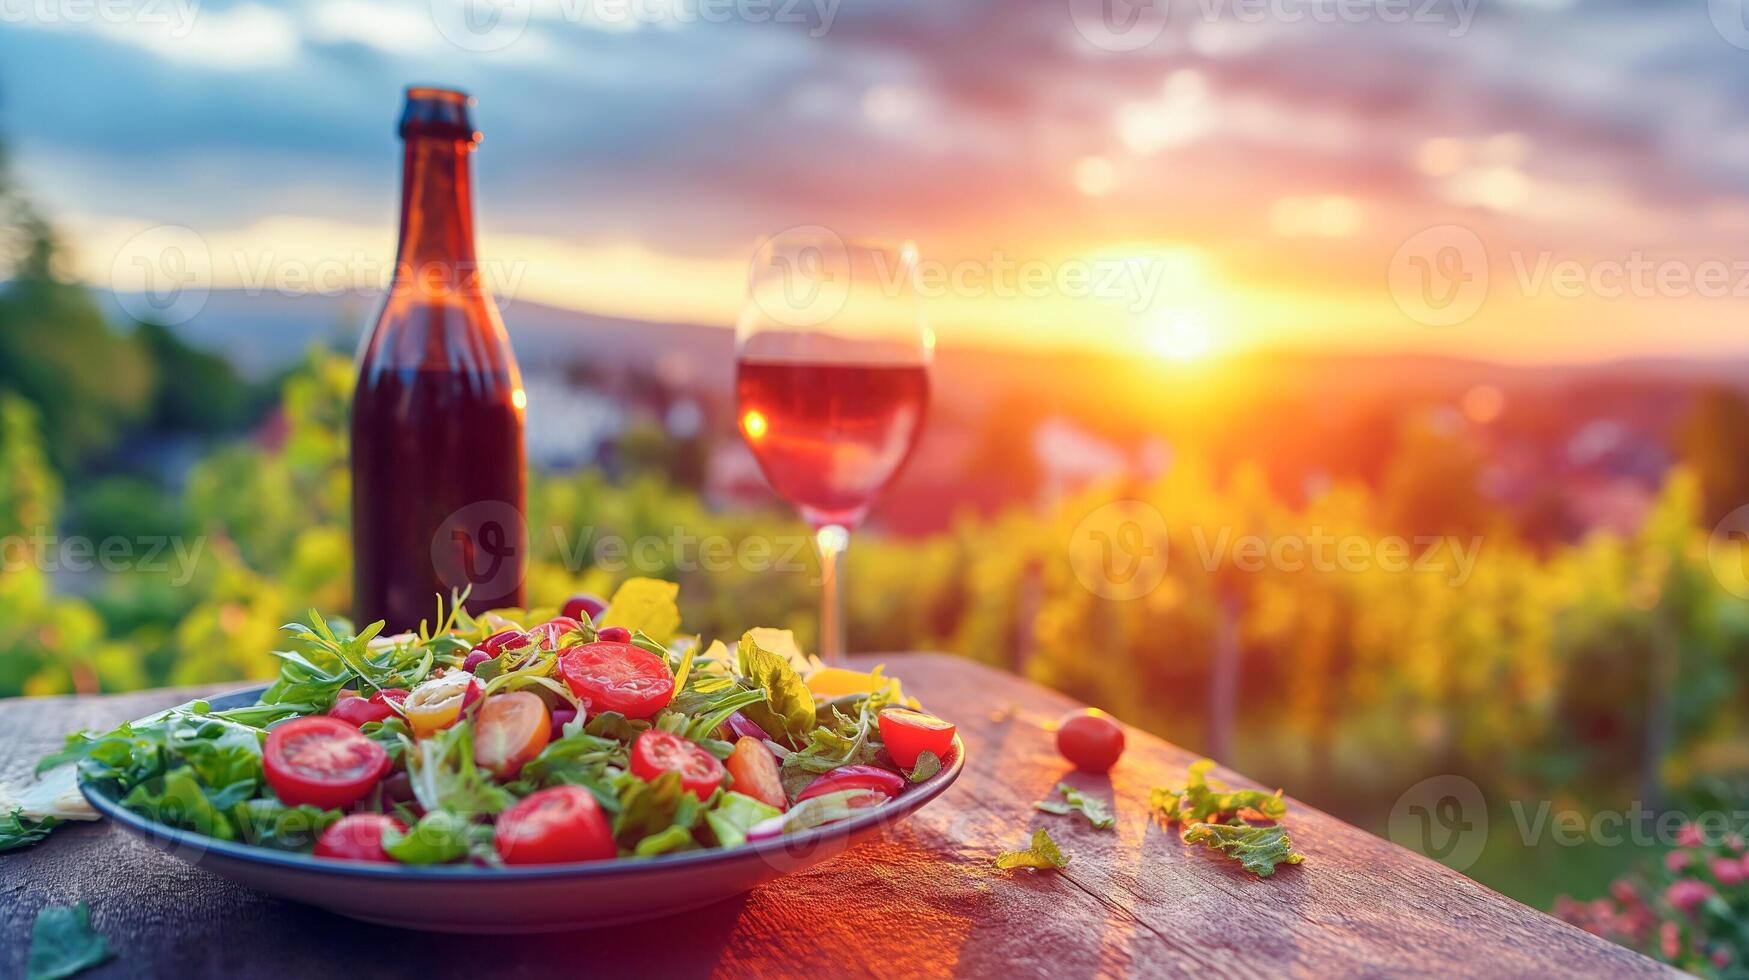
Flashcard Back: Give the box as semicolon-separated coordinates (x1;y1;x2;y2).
80;685;965;932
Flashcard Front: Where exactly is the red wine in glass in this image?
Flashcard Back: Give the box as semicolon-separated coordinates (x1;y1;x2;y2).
734;233;931;661
735;359;928;529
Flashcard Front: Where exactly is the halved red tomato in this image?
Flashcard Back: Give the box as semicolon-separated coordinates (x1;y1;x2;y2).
725;736;786;810
474;691;552;777
329;688;407;728
557;641;673;719
494;785;616;864
631;730;725;799
313;813;405;863
877;707;956;769
264;716;389;809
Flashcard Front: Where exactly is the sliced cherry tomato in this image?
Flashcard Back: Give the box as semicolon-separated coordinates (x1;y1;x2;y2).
474;691;552;777
562;594;607;623
630;730;725;799
494;785;616;864
313;813;405;863
329;688;407;728
725;736;786;810
558;641;674;719
403;670;481;736
1056;709;1125;774
264;716;389;809
529;617;586;650
796;764;905;803
877;707;956;770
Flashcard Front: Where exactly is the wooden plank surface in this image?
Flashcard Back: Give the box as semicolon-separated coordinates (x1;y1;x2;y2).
0;654;1671;979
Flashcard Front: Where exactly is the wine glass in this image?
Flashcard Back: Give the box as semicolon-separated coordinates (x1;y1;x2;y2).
735;228;932;662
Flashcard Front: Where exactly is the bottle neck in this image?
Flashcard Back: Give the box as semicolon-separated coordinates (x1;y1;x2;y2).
393;136;478;285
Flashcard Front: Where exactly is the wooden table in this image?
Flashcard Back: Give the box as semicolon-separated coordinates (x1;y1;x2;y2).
1;654;1670;978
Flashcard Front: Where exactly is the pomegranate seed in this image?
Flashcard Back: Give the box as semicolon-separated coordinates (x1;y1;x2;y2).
597;626;631;644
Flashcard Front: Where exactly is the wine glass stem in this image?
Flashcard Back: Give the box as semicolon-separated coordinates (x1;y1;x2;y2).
816;524;850;663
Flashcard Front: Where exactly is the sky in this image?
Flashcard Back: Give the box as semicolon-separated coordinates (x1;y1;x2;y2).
6;0;1749;364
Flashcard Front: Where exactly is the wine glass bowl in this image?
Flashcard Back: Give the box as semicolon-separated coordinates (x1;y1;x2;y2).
735;230;931;659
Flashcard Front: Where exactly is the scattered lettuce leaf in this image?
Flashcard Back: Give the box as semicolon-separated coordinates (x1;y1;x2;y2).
26;903;110;980
1033;783;1115;830
1151;760;1285;824
737;632;815;746
598;578;682;643
995;827;1070;871
1;808;59;852
704;791;781;848
1181;821;1304;877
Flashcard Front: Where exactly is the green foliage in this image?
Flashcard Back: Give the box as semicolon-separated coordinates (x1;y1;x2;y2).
25;903;110;980
1181;821;1305;877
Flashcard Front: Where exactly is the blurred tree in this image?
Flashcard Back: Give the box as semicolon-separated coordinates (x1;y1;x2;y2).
1675;386;1749;527
134;320;254;434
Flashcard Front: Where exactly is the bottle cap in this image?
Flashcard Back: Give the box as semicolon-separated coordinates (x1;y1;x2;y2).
399;86;479;143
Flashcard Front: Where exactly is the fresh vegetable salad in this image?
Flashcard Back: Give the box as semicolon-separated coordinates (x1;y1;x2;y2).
52;579;958;866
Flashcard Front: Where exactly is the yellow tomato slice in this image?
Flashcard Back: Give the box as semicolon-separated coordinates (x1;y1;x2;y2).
805;667;901;701
403;670;477;737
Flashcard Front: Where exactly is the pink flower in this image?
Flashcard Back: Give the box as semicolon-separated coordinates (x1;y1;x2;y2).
1610;879;1641;905
1666;850;1693;872
1677;823;1705;848
1662;922;1682;961
1715;948;1733;968
1728;833;1745;853
1739;851;1749;876
1712;857;1744;886
1666;880;1714;913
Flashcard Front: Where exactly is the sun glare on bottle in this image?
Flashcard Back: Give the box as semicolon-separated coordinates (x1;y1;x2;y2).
741;409;769;441
1148;315;1214;363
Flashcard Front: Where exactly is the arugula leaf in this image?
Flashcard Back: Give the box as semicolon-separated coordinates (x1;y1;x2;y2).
583;711;650;742
704;791;781;848
598;578;682;643
383;811;472;865
1181;821;1305;877
736;631;815;747
1;808;59;852
995;827;1070;871
406;723;515;818
907;751;943;783
35;731;97;777
228;799;340;851
26;903;110;980
613;771;705;854
1033;783;1115;830
122;768;236;841
1151;760;1285;824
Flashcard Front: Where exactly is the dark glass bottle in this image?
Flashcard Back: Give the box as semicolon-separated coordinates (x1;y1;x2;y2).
351;87;526;632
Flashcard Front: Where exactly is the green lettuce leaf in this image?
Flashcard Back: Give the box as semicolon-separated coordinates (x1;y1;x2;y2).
907;750;943;783
704;791;782;848
614;771;706;854
1;808;58;852
1181;821;1305;877
995;827;1070;871
228;799;341;851
737;632;815;747
1151;760;1285;824
383;811;472;864
1033;782;1115;830
26;903;110;980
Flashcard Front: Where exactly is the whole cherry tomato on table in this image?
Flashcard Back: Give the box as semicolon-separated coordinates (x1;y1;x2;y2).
630;730;725;799
877;707;956;769
1056;709;1125;774
495;785;616;864
313;813;405;863
264;716;390;809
